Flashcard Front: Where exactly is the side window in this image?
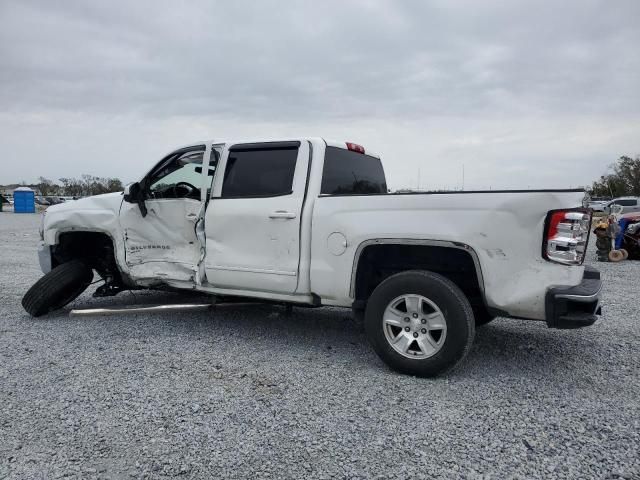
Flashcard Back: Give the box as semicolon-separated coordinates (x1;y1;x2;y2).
147;147;218;200
321;146;387;195
221;145;298;198
617;199;637;206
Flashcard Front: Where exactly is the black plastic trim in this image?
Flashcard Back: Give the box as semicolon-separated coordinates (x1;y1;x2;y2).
310;293;322;306
582;265;601;280
229;141;301;152
148;145;207;179
545;268;602;329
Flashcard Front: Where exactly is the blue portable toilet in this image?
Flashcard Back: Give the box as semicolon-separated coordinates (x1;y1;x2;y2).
13;187;36;213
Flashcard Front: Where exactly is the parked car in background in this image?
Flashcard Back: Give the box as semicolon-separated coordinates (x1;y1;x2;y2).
35;196;51;206
586;196;610;212
588;201;607;212
0;194;13;205
44;196;64;205
604;197;640;215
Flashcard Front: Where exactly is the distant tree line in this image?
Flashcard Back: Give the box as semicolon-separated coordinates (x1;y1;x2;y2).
37;175;124;197
589;155;640;198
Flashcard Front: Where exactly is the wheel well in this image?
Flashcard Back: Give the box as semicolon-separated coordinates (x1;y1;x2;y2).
52;232;121;283
353;244;486;312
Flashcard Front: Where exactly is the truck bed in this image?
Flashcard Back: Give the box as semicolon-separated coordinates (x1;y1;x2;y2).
310;189;587;320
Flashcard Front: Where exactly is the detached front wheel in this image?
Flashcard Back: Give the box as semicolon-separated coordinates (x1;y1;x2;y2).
364;270;475;377
22;260;93;317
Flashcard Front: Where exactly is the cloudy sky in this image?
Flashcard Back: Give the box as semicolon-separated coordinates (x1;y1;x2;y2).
1;0;638;190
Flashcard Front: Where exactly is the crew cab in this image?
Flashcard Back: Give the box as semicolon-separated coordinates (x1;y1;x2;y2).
23;138;602;376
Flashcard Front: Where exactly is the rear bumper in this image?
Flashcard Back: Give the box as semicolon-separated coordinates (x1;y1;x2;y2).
545;266;602;329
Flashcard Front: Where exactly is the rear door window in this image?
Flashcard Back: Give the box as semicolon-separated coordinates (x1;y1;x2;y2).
321;147;387;195
221;144;299;198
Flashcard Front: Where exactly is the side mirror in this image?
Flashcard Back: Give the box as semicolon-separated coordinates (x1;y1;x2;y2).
123;182;148;217
123;182;140;203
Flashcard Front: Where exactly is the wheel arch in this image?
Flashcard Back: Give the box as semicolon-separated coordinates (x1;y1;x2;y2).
51;230;130;285
350;239;488;312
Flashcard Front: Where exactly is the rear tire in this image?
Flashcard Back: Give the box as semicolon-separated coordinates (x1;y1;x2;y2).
22;260;93;317
364;270;475;377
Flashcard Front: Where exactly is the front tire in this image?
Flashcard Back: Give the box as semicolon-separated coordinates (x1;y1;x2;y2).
22;260;93;317
364;270;475;377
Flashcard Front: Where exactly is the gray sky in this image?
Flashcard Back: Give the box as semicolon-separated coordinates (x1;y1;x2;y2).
1;0;638;190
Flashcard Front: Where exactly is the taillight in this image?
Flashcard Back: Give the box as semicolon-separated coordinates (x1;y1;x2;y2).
543;209;592;265
346;142;365;154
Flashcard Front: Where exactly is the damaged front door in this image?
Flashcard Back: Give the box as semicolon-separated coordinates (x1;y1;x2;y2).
119;145;217;285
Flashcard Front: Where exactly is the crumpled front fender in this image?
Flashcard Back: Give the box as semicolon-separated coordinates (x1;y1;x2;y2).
41;192;128;276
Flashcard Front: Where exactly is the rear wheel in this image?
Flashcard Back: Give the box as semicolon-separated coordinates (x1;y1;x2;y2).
22;260;93;317
364;270;475;377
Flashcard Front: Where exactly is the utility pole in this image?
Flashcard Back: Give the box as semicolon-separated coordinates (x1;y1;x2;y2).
462;164;465;191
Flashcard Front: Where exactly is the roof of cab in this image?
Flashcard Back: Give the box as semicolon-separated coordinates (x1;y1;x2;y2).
174;137;380;159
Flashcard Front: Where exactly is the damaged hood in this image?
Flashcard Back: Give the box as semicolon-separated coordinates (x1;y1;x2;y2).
46;191;124;215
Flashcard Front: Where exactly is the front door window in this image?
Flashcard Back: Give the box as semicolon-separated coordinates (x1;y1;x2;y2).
147;148;218;200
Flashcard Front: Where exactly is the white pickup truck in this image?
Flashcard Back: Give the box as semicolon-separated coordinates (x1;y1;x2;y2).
24;138;602;376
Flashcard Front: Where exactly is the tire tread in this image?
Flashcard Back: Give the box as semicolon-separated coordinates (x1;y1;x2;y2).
22;260;93;317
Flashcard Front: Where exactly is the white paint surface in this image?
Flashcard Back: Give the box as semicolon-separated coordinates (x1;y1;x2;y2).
40;138;588;320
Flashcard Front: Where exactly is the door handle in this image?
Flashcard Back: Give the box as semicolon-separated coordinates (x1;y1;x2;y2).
186;213;198;221
269;210;297;219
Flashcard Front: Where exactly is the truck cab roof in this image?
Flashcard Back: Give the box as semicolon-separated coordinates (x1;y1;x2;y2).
176;138;380;159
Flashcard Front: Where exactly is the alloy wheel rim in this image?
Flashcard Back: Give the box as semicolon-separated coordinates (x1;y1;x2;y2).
382;294;447;359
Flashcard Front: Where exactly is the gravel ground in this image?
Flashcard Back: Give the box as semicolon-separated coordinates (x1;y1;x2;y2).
0;212;638;479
